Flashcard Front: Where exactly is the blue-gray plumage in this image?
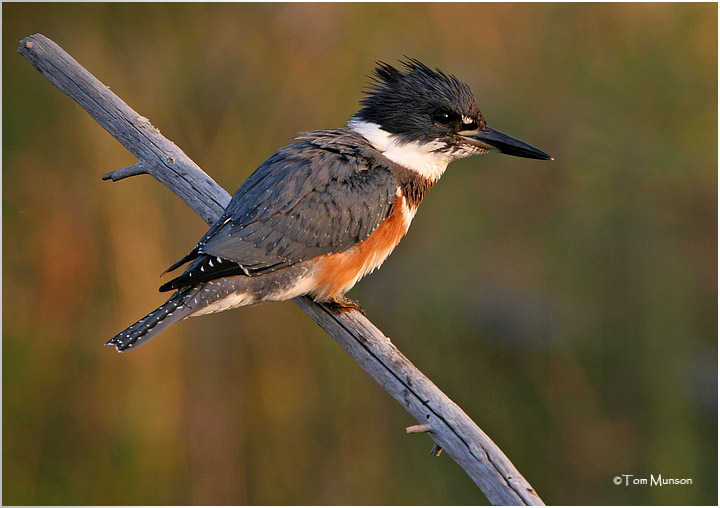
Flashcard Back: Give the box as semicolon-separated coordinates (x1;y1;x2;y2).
161;130;398;287
107;59;551;352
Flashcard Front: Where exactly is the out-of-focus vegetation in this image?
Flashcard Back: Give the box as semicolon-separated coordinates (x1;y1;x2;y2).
3;3;716;505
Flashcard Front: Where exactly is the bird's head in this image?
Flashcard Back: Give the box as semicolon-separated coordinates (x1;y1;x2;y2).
348;59;551;181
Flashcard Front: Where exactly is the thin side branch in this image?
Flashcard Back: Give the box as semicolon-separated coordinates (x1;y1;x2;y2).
18;33;544;506
406;424;432;434
102;162;147;181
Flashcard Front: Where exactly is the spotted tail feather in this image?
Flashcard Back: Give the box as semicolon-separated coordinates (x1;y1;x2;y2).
106;285;201;352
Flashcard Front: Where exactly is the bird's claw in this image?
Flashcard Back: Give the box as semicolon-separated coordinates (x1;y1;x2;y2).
325;295;366;315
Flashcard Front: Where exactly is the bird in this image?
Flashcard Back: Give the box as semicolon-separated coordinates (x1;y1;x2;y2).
107;58;552;352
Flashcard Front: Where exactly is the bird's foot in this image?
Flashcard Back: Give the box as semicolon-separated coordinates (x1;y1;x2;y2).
325;295;365;315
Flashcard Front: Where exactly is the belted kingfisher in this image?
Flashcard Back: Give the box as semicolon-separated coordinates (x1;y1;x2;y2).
108;59;551;352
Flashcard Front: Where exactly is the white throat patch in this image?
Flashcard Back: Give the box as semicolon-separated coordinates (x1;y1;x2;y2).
348;118;454;182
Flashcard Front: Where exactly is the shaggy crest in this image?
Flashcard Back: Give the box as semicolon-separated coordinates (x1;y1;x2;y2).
354;58;484;142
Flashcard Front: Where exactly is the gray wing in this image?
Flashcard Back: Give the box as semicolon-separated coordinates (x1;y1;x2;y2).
160;130;396;291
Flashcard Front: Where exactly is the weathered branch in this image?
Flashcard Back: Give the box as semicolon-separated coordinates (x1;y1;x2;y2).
19;33;544;506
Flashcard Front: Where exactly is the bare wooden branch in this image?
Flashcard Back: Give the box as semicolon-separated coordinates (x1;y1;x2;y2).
18;34;228;224
18;33;544;506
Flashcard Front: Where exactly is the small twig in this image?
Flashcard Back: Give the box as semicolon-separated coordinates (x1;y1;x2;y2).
18;33;544;506
406;424;432;434
102;162;147;181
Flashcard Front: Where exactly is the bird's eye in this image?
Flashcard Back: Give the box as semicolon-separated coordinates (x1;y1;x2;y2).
432;110;453;125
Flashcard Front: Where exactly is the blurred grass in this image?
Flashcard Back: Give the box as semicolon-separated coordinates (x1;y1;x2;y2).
3;3;717;505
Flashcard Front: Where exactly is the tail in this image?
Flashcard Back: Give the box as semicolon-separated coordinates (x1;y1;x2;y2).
106;285;201;352
107;277;253;352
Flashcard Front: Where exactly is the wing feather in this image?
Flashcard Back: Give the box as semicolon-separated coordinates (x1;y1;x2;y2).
161;130;397;291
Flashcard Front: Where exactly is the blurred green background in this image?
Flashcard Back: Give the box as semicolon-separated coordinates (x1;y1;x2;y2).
3;3;717;505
